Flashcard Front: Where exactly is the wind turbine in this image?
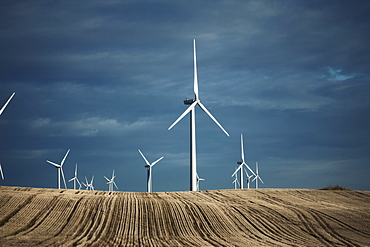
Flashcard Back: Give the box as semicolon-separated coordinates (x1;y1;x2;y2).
196;173;205;191
68;163;81;190
231;134;256;189
104;170;118;192
244;169;254;189
0;164;4;180
232;175;239;189
46;149;70;189
168;39;229;191
138;149;163;193
252;162;264;189
0;92;15;116
82;176;94;191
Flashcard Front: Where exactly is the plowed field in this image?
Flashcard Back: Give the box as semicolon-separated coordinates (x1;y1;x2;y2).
0;186;369;246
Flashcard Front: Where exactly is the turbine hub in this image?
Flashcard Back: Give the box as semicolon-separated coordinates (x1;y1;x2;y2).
237;161;242;164
184;99;195;105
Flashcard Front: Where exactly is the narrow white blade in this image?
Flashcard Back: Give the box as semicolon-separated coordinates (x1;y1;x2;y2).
0;92;15;116
243;162;257;177
75;163;78;177
198;101;229;136
61;149;70;166
91;175;94;184
259;176;264;184
193;39;199;100
60;167;67;189
168;101;196;131
68;177;75;182
151;156;164;166
104;176;110;182
113;181;119;190
0;164;4;180
47;160;61;168
241;134;245;162
231;165;242;177
138;149;151;166
76;178;82;189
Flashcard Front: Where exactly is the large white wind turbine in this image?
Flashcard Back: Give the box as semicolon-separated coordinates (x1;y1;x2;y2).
196;173;205;191
82;176;94;191
138;149;163;193
0;92;15;116
231;134;256;189
68;163;81;190
0;164;4;180
252;162;264;189
104;170;118;192
46;149;70;189
168;39;229;191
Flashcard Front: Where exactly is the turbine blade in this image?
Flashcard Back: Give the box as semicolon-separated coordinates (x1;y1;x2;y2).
0;92;15;116
91;175;94;184
47;160;61;168
138;149;151;166
0;164;4;180
197;101;229;136
151;156;164;166
168;101;196;130
193;39;199;100
75;163;78;176
113;181;119;190
61;149;70;166
68;177;75;182
231;165;242;177
104;176;110;182
61;168;67;189
243;162;257;177
241;134;245;162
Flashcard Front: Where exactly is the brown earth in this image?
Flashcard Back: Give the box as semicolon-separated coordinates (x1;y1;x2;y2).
0;186;369;246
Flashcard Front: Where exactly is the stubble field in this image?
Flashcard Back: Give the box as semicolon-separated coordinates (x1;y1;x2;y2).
0;186;369;246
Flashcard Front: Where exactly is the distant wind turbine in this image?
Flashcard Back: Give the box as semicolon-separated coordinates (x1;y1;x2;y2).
0;92;15;116
138;149;163;193
232;175;239;189
196;173;205;191
68;163;81;190
231;134;256;189
252;162;264;189
168;39;229;191
0;164;4;180
82;176;94;191
46;149;70;189
104;170;118;192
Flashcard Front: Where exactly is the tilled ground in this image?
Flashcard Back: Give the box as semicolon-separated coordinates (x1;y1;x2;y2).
0;186;369;246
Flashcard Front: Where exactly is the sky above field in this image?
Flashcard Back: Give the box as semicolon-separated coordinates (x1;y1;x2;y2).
1;1;370;192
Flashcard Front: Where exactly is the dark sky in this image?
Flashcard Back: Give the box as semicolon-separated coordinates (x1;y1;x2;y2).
1;0;369;192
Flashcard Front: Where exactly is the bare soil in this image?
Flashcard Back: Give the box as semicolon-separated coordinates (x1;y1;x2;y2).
0;186;369;246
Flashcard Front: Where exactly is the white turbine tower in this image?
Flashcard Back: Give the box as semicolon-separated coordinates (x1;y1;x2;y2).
82;176;94;191
68;163;81;190
138;149;163;193
0;92;15;116
168;39;229;191
196;173;205;191
104;170;118;192
0;164;4;180
231;134;256;189
46;149;70;189
252;162;264;189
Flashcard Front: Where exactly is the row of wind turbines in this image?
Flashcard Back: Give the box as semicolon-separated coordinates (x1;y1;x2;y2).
1;39;264;192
